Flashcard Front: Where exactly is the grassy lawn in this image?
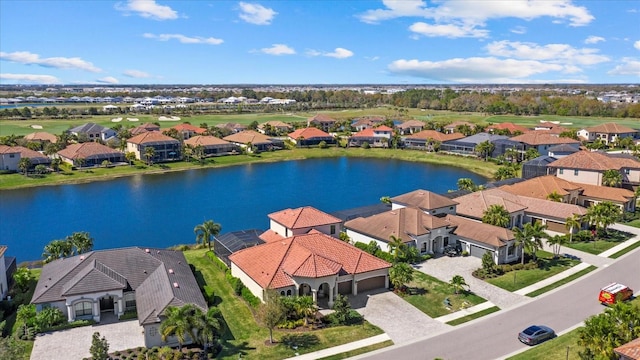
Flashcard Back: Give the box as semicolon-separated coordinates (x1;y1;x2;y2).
565;229;634;255
623;219;640;228
183;249;384;360
317;340;394;360
402;271;486;318
609;240;640;259
486;252;581;292
506;327;583;360
526;265;597;297
0;147;498;190
445;306;501;326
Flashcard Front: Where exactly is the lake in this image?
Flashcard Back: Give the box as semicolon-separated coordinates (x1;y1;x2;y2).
0;157;486;262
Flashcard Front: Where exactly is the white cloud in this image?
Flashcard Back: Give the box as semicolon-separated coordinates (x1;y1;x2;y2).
0;73;61;84
307;48;354;59
510;26;527;34
607;58;640;76
143;33;223;45
365;56;380;61
584;36;605;44
123;69;151;78
115;0;178;20
96;76;119;84
260;44;295;55
634;40;640;50
486;40;610;65
409;22;489;38
357;0;431;24
0;51;101;72
238;2;277;25
388;57;564;83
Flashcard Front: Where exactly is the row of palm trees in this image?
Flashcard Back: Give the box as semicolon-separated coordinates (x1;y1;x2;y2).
159;304;224;353
42;231;94;263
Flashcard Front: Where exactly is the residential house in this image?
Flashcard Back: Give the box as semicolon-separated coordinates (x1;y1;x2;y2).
443;121;476;134
24;132;57;144
216;123;247;134
577;183;636;212
127;131;182;162
169;123;207;140
613;337;640;360
307;114;337;132
68;123;116;142
486;122;528;134
288;127;336;147
352;116;386;131
229;231;391;305
0;145;20;171
223;130;283;152
348;126;393;147
57;142;125;167
522;156;558;179
548;144;580;158
402;130;464;150
390;189;458;217
130;122;160;136
31;247;208;348
262;206;343;240
547;151;640;187
257;121;293;135
0;245;16;300
509;132;580;156
396;120;426;135
13;146;51;167
533;121;569;135
577;123;638;144
440;133;509;157
214;229;265;267
184;135;237;156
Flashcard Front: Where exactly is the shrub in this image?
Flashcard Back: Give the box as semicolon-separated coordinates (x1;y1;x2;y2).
241;287;260;307
574;230;593;242
35;307;66;330
233;278;244;296
461;250;469;257
362;142;370;149
318;140;328;149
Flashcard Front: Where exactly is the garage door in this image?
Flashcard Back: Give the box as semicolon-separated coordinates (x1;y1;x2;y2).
470;245;491;258
546;220;567;233
357;276;386;292
338;281;352;295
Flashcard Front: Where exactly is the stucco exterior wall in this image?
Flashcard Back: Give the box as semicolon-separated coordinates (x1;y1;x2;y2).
0;254;6;300
0;152;20;172
231;262;265;302
269;220;289;237
556;168;601;186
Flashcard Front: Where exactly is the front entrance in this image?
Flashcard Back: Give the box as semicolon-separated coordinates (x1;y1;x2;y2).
100;296;114;313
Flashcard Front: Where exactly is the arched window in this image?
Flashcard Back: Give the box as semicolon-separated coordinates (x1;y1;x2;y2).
280;291;285;296
286;289;292;296
74;301;92;317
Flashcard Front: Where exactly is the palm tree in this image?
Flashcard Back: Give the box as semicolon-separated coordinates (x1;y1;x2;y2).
389;262;414;293
160;305;198;351
457;178;477;192
528;222;548;261
586;201;622;236
546;191;563;202
144;146;155;165
193;307;224;353
387;235;406;263
449;275;469;295
602;169;622;187
482;205;511;228
513;225;533;265
67;231;94;255
565;214;582;242
475;140;495;161
42;239;74;263
294;296;316;326
546;234;568;258
51;157;62;173
194;220;222;251
125;151;137;166
18;157;31;175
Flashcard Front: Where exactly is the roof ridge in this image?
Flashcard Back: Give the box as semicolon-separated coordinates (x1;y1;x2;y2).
268;239;297;287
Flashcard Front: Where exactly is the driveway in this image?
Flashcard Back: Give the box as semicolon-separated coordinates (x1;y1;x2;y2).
348;289;450;345
415;255;527;310
31;318;145;360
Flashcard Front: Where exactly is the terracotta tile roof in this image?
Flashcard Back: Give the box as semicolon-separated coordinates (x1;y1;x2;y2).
57;142;123;160
444;214;514;248
0;245;6;257
454;189;527;219
486;122;529;133
500;175;582;199
308;114;336;123
223;130;273;145
444;121;476;129
268;206;342;229
0;145;19;154
172;123;207;134
127;131;179;145
509;132;580;146
12;146;51;164
392;189;458;210
351;128;377;138
344;207;450;243
260;229;285;243
614;337;640;359
578;183;634;202
375;125;393;131
24;132;57;143
405;130;465;142
130;123;160;136
396;120;426;129
288;127;333;139
586;122;637;134
516;196;587;219
184;135;231;147
229;232;391;289
547;150;640;171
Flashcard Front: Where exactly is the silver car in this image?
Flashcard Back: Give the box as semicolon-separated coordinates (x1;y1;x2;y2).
518;325;555;345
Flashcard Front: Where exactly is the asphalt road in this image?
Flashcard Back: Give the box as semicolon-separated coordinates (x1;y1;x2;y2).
359;248;640;360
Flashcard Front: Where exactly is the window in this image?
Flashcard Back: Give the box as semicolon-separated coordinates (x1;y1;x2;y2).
508;245;515;256
444;237;449;246
330;225;336;235
559;169;563;175
574;169;579;176
9;154;14;158
280;291;285;296
286;289;292;296
74;301;92;317
420;242;427;253
625;169;630;175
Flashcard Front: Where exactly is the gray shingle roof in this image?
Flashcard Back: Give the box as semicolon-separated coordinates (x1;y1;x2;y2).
68;123;107;134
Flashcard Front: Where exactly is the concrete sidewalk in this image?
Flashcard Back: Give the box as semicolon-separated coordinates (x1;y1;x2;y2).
283;333;391;360
600;223;640;257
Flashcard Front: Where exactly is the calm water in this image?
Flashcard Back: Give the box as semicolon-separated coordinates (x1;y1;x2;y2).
0;158;485;262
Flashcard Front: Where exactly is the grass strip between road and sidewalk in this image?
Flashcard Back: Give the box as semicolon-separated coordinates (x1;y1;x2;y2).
506;327;583;360
526;265;597;297
608;240;640;259
317;340;395;360
445;306;501;326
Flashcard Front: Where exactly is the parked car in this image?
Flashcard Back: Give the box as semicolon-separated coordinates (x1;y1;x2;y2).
599;283;634;306
444;244;461;257
518;325;555;345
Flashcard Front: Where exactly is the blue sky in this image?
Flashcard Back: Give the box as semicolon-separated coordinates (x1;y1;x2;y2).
1;0;639;85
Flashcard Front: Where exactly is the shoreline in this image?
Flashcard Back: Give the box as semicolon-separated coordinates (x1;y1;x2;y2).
0;148;498;191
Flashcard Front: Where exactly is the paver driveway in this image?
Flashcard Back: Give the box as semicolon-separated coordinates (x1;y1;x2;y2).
31;318;144;360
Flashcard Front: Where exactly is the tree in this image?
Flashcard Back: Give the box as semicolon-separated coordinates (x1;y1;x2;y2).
18;157;31;175
75;157;86;169
525;148;540;161
380;196;391;205
193;144;206;164
34;164;48;175
387;235;406;263
338;231;351;243
494;164;518;180
258;292;286;344
449;275;469;295
482;204;510;228
331;294;351;325
602;169;622;188
389;262;414;293
546;191;563;202
194;219;221;251
457;178;477;192
13;266;34;292
578;302;640;360
294;296;316;326
475;140;495;161
513;225;533;265
42;239;73;263
125;151;137;166
565;214;582;242
66;231;94;255
101;160;111;168
193;307;224;353
586;201;622;236
546;234;568;259
144;146;156;165
50;157;62;173
160;305;198;350
528;222;548;261
90;332;109;360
